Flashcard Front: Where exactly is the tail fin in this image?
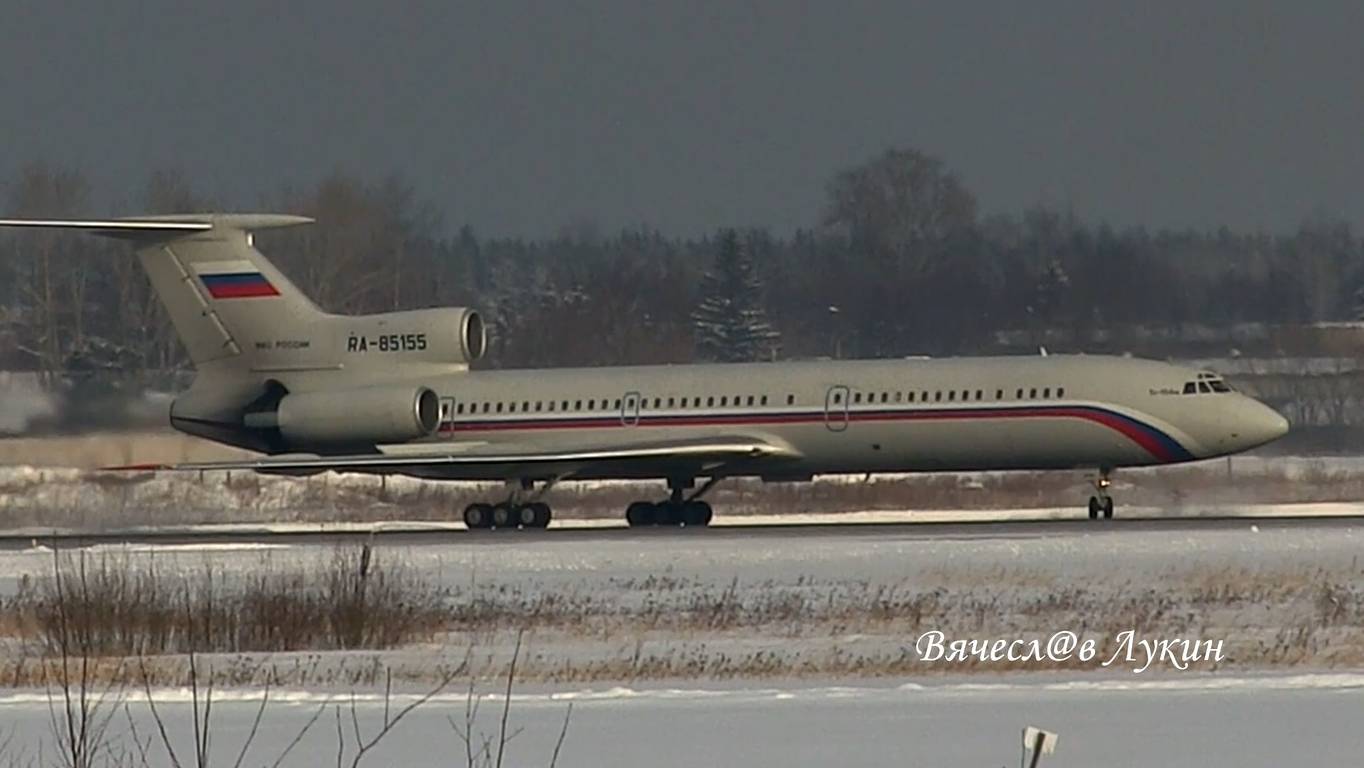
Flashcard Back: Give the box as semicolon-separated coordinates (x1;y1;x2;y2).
0;214;321;368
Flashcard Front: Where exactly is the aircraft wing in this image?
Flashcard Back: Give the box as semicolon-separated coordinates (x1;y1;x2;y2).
109;435;801;479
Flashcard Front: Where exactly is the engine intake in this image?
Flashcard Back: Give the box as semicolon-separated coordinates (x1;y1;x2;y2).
342;307;486;366
257;385;440;446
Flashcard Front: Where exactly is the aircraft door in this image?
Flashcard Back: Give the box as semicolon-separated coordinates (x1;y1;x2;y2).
621;391;641;426
825;385;849;432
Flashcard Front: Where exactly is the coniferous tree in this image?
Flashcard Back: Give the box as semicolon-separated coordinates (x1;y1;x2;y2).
1351;283;1364;322
691;230;781;362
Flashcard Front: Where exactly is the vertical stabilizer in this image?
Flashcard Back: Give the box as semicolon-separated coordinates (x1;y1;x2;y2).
0;214;324;369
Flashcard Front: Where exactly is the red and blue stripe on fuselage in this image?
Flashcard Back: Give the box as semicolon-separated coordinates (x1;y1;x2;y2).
439;403;1195;464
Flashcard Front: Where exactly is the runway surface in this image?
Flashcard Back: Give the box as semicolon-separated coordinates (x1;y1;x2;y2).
3;511;1364;550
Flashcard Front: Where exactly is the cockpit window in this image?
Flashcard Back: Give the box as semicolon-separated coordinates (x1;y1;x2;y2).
1183;377;1232;394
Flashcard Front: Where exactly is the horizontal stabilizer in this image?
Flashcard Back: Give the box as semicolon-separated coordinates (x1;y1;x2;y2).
0;214;312;241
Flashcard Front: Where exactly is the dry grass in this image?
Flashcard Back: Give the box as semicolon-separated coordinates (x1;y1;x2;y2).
2;557;1362;687
0;546;448;658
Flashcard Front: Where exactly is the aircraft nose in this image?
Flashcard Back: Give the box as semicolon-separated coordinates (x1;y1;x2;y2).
1235;398;1289;449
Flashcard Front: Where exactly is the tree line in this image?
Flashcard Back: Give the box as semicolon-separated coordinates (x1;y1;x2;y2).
3;148;1362;391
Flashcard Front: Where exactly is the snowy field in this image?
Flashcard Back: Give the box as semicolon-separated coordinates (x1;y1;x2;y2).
4;452;1364;533
3;518;1363;686
1;674;1362;766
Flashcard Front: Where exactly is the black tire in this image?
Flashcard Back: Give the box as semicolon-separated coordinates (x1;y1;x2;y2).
656;502;682;527
491;502;515;528
1087;497;1100;520
1102;497;1115;519
626;501;656;527
682;501;713;527
515;503;539;528
529;502;552;528
463;503;491;529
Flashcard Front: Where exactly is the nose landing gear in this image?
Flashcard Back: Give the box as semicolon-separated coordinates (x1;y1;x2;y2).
1087;469;1115;520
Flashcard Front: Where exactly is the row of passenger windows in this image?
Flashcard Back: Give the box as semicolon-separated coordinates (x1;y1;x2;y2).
832;387;1066;405
452;385;1069;417
455;393;798;415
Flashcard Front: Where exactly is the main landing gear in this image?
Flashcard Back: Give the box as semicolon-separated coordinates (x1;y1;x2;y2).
1087;468;1115;520
463;478;557;530
463;501;551;530
625;477;719;528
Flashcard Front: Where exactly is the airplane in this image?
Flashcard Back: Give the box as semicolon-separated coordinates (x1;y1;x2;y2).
0;214;1289;529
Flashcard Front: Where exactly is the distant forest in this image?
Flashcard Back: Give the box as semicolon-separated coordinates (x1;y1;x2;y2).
3;148;1363;388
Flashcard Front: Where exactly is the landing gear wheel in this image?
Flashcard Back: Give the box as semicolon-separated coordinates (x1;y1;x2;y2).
682;500;713;527
515;503;539;528
526;502;552;528
491;502;515;528
464;503;492;529
1087;497;1100;520
1102;497;1115;519
626;501;656;527
656;502;683;527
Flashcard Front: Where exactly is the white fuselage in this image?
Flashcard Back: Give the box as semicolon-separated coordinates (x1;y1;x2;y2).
405;355;1288;481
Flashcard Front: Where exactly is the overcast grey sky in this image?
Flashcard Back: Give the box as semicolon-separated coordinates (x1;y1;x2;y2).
2;1;1361;237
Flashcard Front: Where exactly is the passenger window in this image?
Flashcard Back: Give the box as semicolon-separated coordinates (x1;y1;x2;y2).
995;389;1003;400
948;391;956;401
894;392;902;403
907;392;915;403
707;397;714;407
761;395;769;406
561;401;569;410
548;401;556;412
1029;388;1037;399
854;392;862;404
496;403;504;413
575;400;582;410
975;390;983;401
1043;388;1050;399
834;392;843;404
1016;389;1023;399
456;403;465;415
720;396;728;406
934;392;942;402
1057;387;1065;398
668;397;676;407
787;394;795;405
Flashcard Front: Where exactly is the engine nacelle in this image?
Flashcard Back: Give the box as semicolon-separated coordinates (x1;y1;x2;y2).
267;385;440;445
342;307;486;365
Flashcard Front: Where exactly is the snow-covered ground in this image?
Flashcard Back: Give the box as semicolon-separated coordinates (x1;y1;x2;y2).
3;517;1363;686
4;453;1364;531
1;674;1361;767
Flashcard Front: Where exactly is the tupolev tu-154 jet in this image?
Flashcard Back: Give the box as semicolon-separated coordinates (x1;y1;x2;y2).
0;214;1289;529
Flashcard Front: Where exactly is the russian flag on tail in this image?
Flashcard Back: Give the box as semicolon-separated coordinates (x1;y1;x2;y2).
194;260;280;299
